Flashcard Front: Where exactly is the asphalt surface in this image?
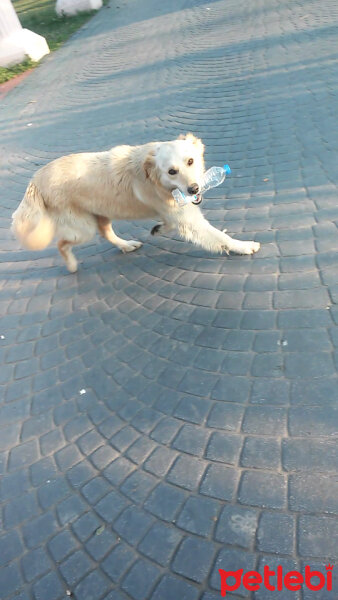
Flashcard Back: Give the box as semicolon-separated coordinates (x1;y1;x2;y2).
0;0;338;598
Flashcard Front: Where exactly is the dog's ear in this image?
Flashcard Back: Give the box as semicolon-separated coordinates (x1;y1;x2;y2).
178;132;205;154
144;151;155;179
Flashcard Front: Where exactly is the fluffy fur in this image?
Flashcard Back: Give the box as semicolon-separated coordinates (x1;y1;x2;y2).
12;134;260;272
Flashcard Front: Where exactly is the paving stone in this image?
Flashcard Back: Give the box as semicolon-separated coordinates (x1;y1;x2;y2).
144;446;177;477
207;402;244;431
251;353;284;377
290;379;338;405
72;511;101;542
210;547;255;594
21;412;54;442
299;516;338;559
60;549;93;586
253;330;281;352
282;439;338;472
178;369;219;397
250;379;290;405
63;414;93;441
289;406;338;436
120;469;157;503
255;556;300;599
257;512;294;554
111;426;140;452
22;512;58;549
0;422;21;451
176;495;220;537
30;457;58;486
31;385;64;415
55;444;82;471
121;558;161;600
57;495;87;526
172;423;210;457
48;530;78;562
0;562;24;598
0;398;31;427
21;547;51;582
101;543;135;582
144;482;187;521
77;429;105;455
274;289;329;309
74;570;111;600
215;505;258;549
138;522;182;567
67;460;97;488
125;437;156;463
4;491;40;528
278;309;331;329
95;490;128;523
0;530;24;567
211;376;251;403
238;471;287;509
53;400;78;425
241;437;281;469
242;406;287;435
85;528;117;561
172;536;215;583
38;477;70;510
289;474;338;514
82;476;111;504
8;439;39;472
103;457;135;486
300;560;338;600
200;464;238;501
206;431;242;464
114;506;153;545
174;394;212;424
167;454;206;490
150;575;199;600
284;352;335;378
0;469;30;501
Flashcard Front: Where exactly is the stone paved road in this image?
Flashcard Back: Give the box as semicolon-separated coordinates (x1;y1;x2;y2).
1;0;338;598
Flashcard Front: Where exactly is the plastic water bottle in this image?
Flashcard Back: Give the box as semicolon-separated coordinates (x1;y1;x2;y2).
171;188;191;206
172;164;231;206
202;164;231;192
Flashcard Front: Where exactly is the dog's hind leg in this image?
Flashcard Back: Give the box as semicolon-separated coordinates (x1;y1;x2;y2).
58;240;80;273
96;216;142;253
56;212;97;272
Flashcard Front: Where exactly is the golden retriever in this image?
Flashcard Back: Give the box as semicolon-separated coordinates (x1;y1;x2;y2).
11;133;260;272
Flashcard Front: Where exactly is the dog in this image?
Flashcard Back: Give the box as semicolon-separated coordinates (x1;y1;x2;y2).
11;133;260;272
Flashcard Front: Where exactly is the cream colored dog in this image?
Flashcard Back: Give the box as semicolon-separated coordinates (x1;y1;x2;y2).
12;134;260;272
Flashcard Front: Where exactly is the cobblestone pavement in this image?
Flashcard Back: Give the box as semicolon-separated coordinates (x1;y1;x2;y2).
1;0;338;598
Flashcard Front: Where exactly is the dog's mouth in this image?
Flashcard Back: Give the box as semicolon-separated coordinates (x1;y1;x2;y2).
192;193;202;205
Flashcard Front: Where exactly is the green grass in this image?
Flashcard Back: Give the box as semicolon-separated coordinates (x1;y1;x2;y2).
0;0;105;84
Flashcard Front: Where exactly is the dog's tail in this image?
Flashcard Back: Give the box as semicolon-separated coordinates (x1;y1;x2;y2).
11;182;55;251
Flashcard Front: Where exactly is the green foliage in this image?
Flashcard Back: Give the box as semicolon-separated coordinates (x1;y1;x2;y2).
0;0;104;84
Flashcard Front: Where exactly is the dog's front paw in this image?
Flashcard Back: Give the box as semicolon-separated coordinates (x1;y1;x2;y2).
242;241;260;254
121;240;142;253
237;240;261;255
151;224;162;236
227;239;261;255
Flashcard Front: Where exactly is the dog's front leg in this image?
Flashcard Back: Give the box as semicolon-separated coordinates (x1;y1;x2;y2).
150;222;175;236
172;204;260;255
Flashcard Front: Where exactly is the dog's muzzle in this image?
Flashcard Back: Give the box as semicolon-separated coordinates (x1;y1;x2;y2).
192;193;202;205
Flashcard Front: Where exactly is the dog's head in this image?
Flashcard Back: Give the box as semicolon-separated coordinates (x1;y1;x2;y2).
144;133;205;203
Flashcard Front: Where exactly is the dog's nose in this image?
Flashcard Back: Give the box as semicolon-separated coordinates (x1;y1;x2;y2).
187;183;199;195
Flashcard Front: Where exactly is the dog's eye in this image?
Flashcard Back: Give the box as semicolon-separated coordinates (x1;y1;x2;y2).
187;158;194;166
168;168;178;175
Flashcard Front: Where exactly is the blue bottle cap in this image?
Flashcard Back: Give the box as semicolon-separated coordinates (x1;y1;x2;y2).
223;164;231;175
